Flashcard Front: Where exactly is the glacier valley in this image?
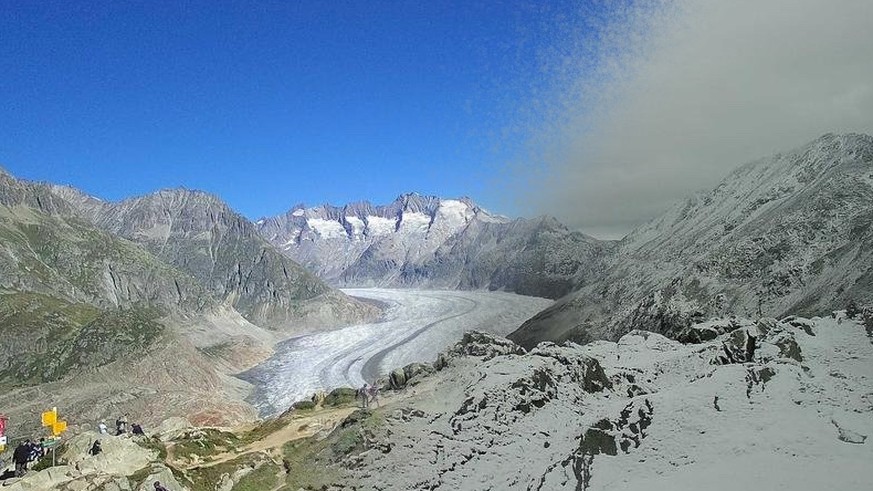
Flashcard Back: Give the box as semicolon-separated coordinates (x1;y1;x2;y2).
241;289;552;416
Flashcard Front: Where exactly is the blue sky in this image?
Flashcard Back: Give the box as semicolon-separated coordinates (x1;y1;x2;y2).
0;0;604;219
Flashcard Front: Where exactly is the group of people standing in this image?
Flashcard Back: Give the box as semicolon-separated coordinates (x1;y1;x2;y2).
358;383;381;408
11;438;45;477
5;412;147;479
97;414;145;437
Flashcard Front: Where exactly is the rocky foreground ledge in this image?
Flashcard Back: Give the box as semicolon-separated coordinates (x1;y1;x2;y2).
3;313;872;490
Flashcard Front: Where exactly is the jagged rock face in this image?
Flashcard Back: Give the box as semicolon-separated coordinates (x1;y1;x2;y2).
60;188;377;329
333;315;873;490
258;194;611;299
511;133;873;348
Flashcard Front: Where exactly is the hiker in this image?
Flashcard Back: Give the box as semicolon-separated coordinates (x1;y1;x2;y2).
368;383;381;408
153;481;170;491
13;440;30;477
98;420;108;434
89;440;102;456
26;440;41;462
358;383;370;408
131;423;145;436
116;414;129;435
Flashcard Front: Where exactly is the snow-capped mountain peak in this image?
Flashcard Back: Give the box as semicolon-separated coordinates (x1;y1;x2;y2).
256;193;607;297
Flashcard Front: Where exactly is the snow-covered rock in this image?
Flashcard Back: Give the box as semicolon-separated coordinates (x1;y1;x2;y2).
332;314;873;490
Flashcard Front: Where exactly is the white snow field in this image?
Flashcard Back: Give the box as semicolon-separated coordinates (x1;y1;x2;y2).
243;288;552;415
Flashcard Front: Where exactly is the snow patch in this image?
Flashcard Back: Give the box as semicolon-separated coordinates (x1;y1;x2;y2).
436;199;473;228
399;211;431;233
345;216;365;240
366;216;397;236
307;218;347;239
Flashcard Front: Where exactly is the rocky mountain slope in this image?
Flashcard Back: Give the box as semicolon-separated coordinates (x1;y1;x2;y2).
0;169;378;439
55;187;377;330
258;193;612;299
0;170;207;312
5;311;870;490
511;133;873;348
333;314;872;490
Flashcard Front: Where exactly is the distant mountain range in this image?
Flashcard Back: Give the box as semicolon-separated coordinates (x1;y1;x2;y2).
257;194;612;299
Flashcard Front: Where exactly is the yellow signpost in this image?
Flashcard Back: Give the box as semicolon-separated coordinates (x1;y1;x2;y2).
52;420;67;436
41;408;57;427
41;407;67;466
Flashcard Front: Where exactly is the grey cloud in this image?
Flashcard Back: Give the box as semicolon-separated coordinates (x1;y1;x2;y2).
516;0;873;238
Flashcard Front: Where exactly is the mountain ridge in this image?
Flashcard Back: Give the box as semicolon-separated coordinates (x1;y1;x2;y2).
257;193;609;298
509;132;873;348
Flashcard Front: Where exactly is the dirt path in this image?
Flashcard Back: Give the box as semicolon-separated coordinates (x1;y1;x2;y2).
167;405;359;470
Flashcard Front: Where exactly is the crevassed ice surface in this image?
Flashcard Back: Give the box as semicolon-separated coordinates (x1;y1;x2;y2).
242;288;552;416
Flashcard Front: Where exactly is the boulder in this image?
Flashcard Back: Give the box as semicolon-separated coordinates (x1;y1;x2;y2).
713;328;757;365
61;431;155;477
388;368;407;390
530;344;611;393
134;464;188;491
433;353;449;371
781;316;816;336
448;332;525;360
677;318;747;344
403;363;434;383
323;387;357;407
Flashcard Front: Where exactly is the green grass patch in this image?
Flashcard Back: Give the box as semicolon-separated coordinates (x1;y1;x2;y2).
185;453;270;491
0;292;164;388
128;465;154;488
173;428;242;460
279;408;384;490
135;436;168;461
323;387;357;407
232;461;280;491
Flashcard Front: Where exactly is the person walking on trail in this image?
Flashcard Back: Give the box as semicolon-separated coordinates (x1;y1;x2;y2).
153;481;170;491
13;440;30;477
358;383;370;408
368;383;381;408
98;420;108;434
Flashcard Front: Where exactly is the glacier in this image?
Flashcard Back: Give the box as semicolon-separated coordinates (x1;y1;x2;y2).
241;288;552;416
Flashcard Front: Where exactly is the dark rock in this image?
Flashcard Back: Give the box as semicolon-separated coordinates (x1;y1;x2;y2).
756;317;778;336
433;353;449;371
449;332;525;360
403;363;434;383
713;328;757;365
775;336;803;362
324;387;358;407
530;345;612;392
388;368;407;390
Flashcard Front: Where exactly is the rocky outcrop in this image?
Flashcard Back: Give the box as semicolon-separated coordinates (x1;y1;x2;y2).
2;431;187;491
447;331;526;360
313;314;873;490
